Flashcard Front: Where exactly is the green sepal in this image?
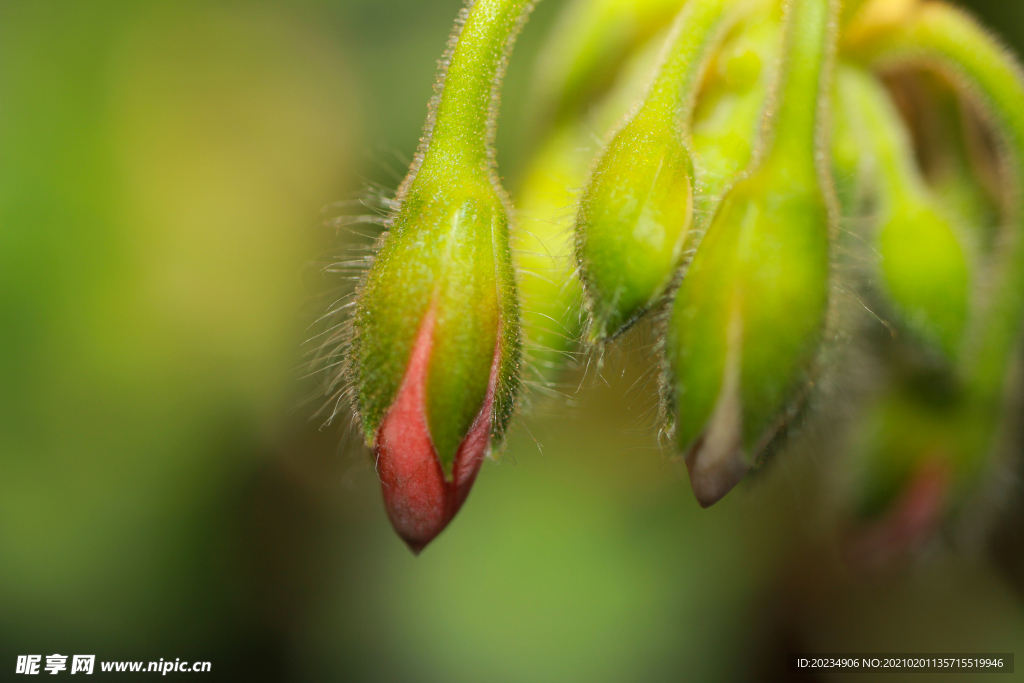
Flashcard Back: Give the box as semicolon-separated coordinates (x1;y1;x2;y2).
669;160;830;455
355;177;519;474
576;117;694;340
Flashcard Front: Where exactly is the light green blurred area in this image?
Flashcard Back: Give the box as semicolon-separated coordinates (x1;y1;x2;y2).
0;0;352;665
1;0;1023;681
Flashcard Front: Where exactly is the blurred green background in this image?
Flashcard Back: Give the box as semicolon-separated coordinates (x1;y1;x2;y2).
2;1;1024;681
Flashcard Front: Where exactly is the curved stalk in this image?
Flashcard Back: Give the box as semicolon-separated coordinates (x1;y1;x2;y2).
847;1;1024;418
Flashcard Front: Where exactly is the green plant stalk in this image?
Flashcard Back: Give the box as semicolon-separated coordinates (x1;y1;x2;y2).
927;84;1000;244
848;2;1024;427
640;0;746;127
769;0;837;176
419;0;534;177
530;0;683;126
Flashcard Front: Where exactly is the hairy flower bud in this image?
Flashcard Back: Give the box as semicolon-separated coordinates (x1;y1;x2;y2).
353;0;529;552
576;116;694;340
667;0;837;507
837;66;971;357
575;0;741;341
356;180;519;553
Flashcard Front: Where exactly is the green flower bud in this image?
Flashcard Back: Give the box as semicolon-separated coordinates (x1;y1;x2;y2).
836;66;971;357
352;0;530;552
576;0;742;341
575;113;694;340
667;0;838;507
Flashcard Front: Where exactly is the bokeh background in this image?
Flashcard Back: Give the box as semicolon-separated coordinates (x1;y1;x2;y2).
2;0;1024;681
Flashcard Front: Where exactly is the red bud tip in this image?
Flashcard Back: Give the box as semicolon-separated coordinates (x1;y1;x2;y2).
845;457;950;571
375;306;499;553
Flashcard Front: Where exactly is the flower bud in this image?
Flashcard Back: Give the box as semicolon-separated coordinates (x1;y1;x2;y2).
352;0;528;552
837;66;971;358
666;0;837;507
356;180;519;553
576;117;694;340
668;166;830;506
576;0;739;341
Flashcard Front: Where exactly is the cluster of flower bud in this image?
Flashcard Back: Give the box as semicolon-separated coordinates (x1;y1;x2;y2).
337;0;1024;558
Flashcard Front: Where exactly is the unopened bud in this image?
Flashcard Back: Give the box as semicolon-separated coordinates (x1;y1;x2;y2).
576;118;693;340
666;0;837;507
837;66;971;357
353;0;528;552
576;0;741;341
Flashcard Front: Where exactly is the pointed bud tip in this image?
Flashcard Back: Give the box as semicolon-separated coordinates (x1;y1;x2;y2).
684;434;751;508
373;305;502;551
681;335;751;508
844;458;950;571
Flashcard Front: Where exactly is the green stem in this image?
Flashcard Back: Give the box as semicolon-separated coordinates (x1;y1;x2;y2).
838;66;926;205
639;0;744;128
421;0;535;176
766;0;839;174
848;2;1024;405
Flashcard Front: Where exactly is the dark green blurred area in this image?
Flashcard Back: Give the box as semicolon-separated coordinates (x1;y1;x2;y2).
1;1;1023;681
